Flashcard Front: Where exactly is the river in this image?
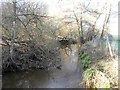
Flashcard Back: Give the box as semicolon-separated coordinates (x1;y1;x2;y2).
111;40;119;55
2;45;83;88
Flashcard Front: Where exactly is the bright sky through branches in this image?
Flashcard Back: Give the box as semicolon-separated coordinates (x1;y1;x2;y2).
29;0;118;36
1;0;119;36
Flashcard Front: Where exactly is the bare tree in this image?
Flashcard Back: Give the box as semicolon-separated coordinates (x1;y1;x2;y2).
10;0;17;64
99;5;113;57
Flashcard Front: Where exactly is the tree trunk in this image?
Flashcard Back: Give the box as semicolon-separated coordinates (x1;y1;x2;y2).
107;37;113;57
10;1;17;64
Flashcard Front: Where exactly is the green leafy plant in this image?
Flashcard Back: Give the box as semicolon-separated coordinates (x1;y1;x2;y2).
79;51;91;69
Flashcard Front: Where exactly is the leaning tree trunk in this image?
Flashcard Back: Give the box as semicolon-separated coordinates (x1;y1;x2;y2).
100;6;113;57
107;37;113;57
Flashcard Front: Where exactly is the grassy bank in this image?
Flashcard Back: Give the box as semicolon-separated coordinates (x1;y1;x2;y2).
79;40;118;88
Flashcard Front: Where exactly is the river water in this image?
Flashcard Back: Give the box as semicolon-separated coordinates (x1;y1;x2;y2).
2;45;83;88
111;40;119;55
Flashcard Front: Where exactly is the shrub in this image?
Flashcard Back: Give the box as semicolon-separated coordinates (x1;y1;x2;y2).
79;51;91;70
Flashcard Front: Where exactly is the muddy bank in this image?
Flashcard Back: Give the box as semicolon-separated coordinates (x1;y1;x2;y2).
2;41;61;73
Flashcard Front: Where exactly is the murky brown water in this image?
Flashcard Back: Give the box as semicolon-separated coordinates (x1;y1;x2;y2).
2;45;83;88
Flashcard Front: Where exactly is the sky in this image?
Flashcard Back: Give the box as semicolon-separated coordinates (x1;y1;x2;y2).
28;0;118;36
1;0;119;36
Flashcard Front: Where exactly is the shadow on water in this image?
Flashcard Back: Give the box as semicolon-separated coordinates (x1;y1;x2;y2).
2;45;83;88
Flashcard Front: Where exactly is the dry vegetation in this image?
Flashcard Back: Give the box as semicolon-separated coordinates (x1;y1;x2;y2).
81;49;118;88
1;0;118;89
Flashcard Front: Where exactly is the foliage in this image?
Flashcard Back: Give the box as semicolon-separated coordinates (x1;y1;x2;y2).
82;68;96;81
92;58;118;88
1;1;62;73
82;67;110;88
79;51;91;70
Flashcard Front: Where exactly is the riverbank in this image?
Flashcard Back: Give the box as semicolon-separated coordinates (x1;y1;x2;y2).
2;38;119;88
82;56;118;88
2;41;61;73
79;40;119;88
2;45;83;88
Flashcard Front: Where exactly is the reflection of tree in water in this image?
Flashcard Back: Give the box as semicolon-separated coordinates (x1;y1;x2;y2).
57;37;77;55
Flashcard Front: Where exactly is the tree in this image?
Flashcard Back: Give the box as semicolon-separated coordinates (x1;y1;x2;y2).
2;0;62;72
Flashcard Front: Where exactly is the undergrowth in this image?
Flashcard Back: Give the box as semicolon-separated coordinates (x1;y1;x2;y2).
79;51;91;70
